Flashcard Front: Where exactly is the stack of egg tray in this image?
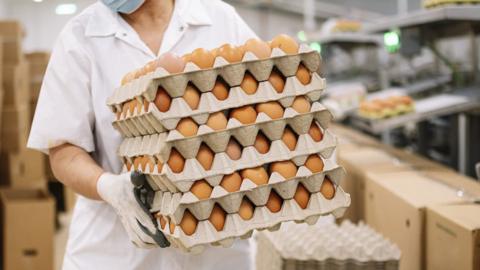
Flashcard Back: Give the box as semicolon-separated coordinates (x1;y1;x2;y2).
107;44;351;253
256;221;401;270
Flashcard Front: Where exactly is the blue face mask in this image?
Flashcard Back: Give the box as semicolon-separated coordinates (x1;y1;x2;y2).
101;0;145;14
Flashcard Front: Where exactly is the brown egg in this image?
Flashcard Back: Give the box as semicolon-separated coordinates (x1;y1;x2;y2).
320;178;336;200
229;105;257;124
125;159;132;171
140;156;154;172
190;180;213;200
154;87;172;112
140;99;148;113
255;101;284;119
212;80;229;101
243;38;272;59
254;133;270;154
268;70;285;93
157;214;167;230
206;112;228;131
167;149;185;173
308;122;323;142
182;53;191;63
157;52;186;73
196;144;214;171
294;184;310;209
121;102;129;118
180;210;197;236
169;219;176;234
210;47;219;57
209;204;226;231
240;73;258;95
176;118;198;137
305;155;324;173
238;199;254;220
296;64;311;85
217;44;244;63
190;48;215;69
142;60;158;75
240;167;269;185
291;96;311;113
182;84;201;110
220;172;242;192
270;160;297;179
226;139;242;160
121;70;137;85
270;34;299;54
157;159;163;172
281;127;298;151
266;191;283;213
133;156;142;171
128;100;137;115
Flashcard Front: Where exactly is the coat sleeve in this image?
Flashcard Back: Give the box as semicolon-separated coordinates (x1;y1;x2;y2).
27;23;95;154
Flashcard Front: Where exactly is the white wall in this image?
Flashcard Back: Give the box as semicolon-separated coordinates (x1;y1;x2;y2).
1;0;95;52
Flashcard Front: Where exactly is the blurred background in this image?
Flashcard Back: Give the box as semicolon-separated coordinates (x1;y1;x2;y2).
0;0;479;270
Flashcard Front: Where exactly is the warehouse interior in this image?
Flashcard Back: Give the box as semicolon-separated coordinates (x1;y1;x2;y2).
0;0;479;270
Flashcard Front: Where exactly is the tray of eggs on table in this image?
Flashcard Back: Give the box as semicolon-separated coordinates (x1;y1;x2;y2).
107;34;351;253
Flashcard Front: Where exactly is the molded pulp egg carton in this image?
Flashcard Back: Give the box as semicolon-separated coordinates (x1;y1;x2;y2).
111;73;326;138
118;102;332;162
107;44;321;108
256;221;400;270
154;185;350;253
151;157;344;224
140;129;336;193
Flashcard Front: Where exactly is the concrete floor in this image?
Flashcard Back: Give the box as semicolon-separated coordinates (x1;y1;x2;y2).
54;213;71;270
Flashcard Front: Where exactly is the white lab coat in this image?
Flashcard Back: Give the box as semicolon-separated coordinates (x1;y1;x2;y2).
27;1;257;269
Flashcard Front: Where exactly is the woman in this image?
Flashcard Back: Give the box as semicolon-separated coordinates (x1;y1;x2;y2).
28;0;257;269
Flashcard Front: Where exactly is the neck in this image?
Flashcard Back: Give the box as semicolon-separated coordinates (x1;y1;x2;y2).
122;0;174;24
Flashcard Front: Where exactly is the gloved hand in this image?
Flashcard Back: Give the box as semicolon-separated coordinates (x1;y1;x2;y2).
97;171;169;248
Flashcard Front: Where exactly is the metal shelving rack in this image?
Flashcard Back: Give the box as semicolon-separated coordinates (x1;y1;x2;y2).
359;5;480;176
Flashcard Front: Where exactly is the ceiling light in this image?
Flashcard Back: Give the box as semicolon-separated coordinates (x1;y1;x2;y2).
55;4;77;15
33;0;43;2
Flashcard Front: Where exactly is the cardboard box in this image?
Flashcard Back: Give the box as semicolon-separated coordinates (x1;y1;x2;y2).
365;171;466;270
337;147;412;222
426;203;480;270
0;188;54;270
1;104;30;152
426;204;480;270
0;21;24;65
0;149;46;189
3;61;30;106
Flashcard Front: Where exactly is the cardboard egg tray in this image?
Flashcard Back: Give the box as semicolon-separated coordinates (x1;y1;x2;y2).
117;102;332;162
107;44;321;108
154;185;350;253
111;72;325;137
256;221;400;270
151;157;344;224
136;129;336;193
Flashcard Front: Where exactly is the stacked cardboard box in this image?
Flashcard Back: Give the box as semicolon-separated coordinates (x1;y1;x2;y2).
0;21;55;270
0;188;54;270
332;123;480;270
0;21;46;188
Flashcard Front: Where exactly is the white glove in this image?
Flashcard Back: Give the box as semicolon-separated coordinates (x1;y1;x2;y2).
97;172;158;248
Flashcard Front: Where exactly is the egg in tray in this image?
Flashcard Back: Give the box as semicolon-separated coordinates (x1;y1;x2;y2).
107;34;350;252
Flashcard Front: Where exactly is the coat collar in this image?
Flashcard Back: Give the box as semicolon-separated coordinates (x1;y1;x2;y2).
85;0;212;37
